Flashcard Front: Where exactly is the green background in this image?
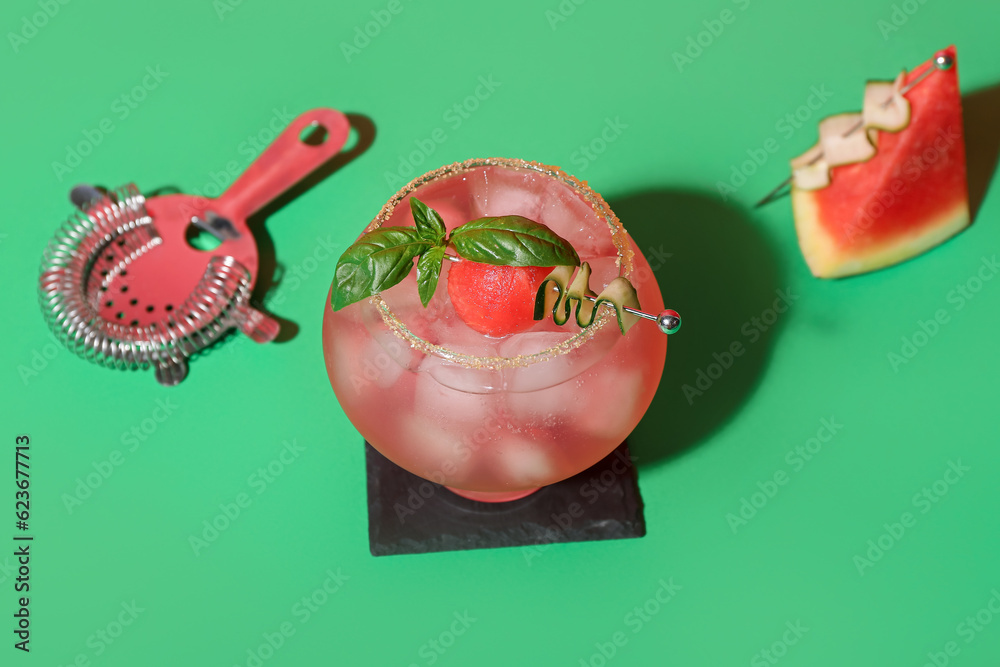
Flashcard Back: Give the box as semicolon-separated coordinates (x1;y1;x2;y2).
2;0;999;664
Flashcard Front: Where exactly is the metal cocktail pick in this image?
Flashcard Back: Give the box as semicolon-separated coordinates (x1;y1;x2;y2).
580;294;682;335
444;254;682;335
754;50;954;209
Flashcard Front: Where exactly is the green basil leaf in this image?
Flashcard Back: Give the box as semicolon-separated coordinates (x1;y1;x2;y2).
410;197;446;245
449;216;581;267
416;245;446;307
332;227;431;310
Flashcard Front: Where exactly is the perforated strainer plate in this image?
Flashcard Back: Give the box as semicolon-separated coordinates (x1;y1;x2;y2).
39;108;351;385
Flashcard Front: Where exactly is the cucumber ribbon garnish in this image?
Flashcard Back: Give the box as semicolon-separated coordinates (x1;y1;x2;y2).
533;263;642;335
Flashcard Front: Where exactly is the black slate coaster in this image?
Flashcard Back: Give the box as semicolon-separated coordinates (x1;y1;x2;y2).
365;441;645;556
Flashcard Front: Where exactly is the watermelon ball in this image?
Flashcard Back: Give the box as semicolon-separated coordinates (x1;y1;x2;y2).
447;260;553;337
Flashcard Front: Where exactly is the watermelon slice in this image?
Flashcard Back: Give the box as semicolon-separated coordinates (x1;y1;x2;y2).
792;46;969;278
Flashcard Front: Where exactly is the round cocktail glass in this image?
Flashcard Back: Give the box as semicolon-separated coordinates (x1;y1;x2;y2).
322;158;667;502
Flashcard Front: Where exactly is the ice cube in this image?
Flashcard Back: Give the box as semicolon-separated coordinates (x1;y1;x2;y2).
383;186;474;233
471;166;544;220
392;413;475;484
585;255;625;293
500;329;580;394
497;331;575;359
414;356;496;423
411;360;512;485
380;271;423;317
537;177;619;260
503;375;578;429
326;319;366;399
498;324;620;393
424;318;500;361
362;328;421;390
493;435;557;487
574;366;646;441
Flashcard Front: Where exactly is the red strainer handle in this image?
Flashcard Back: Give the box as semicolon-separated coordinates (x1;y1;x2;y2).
217;108;351;219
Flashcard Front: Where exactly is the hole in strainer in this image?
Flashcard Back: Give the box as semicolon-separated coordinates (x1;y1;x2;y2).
185;222;223;252
299;122;328;146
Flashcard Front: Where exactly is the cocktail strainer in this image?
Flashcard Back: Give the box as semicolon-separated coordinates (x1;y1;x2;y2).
38;108;350;386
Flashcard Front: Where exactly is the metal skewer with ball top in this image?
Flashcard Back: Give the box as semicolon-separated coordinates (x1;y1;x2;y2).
754;49;955;209
443;253;682;335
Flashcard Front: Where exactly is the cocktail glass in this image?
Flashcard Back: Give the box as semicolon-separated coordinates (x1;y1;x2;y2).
322;158;668;502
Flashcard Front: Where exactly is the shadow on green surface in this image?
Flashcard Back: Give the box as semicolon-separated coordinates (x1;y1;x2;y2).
964;83;1000;221
249;113;376;342
140;114;376;344
609;190;786;469
749;84;1000;213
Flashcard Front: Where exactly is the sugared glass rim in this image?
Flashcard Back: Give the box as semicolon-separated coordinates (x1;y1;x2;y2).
366;157;634;370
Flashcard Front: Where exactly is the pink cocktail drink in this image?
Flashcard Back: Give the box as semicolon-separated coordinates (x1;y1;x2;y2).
323;158;666;502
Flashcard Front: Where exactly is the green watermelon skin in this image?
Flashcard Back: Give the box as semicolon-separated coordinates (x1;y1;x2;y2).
792;45;970;278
